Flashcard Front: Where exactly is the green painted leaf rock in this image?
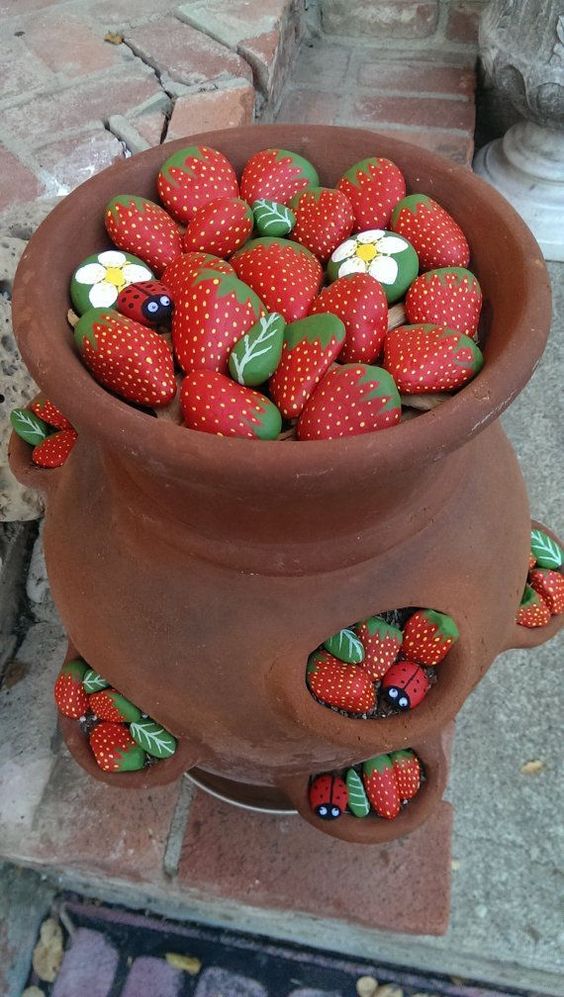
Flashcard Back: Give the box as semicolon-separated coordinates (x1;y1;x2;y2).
228;312;285;386
10;408;49;446
323;627;365;663
70;249;154;315
130;719;178;758
327;229;418;304
346;768;370;817
82;669;110;693
531;528;563;569
252;199;296;237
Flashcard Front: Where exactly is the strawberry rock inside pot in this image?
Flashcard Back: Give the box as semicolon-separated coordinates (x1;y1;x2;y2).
310;748;424;823
157;145;239;224
231;237;323;323
289;186;354;263
182;197;254;258
337;156;407;231
297;363;401;441
105;194;182;275
405;267;482;340
391;193;470;271
308;273;388;364
269;313;346;419
181;370;282;440
383;323;483;394
240;148;319;206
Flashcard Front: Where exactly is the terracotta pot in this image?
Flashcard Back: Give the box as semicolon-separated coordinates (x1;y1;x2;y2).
9;125;561;845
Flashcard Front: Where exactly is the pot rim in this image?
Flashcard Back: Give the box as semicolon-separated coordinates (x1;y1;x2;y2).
12;123;552;484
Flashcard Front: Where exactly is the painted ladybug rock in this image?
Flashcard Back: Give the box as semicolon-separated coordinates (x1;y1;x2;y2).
117;280;174;327
337;157;406;231
309;774;348;820
380;660;431;711
240;148;319;206
231;237;323;323
391;193;470;271
288;186;354;262
405;267;482;340
157;145;239;224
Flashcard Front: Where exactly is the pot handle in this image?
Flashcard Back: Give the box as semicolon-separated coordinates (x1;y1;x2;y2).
503;520;563;652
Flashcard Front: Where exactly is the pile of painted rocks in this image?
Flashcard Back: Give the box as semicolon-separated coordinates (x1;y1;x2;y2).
309;749;422;822
11;145;487;461
53;658;177;772
306;608;459;718
516;528;564;628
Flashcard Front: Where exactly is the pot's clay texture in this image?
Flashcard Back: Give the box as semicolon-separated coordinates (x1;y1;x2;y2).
9;125;560;844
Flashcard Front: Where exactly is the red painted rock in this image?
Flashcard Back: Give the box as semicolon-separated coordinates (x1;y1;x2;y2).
362;754;401;819
231;237;323;323
516;585;551;627
337;157;406;231
157;145;239;224
117;280;174;327
380;660;431;711
391;193;470;271
402;609;459;666
105;195;182;275
89;722;146;773
54;659;88;718
390;749;422;800
268;313;345;419
182;197;254;258
383;323;483;394
306;650;376;715
162;252;234;296
354;616;403;681
528;569;564;615
297;363;401;441
405;267;482;340
88;689;142;723
288;186;354;262
308;274;388;364
172;269;265;375
308;774;348;820
30;397;73;431
181;370;282;440
240;148;319;206
74;308;176;407
32;429;78;468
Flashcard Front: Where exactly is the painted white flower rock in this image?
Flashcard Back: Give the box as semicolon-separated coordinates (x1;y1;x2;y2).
327;229;418;304
70;250;154;315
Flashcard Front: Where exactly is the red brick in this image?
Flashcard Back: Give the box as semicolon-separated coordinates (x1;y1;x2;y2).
125;16;252;88
374;127;475;166
1;34;54;101
166;82;255;142
130;110;167;147
35;130;125;194
354;93;475;132
0;148;42;212
357;60;476;99
276;88;340;125
322;0;439;39
446;1;484;43
179;793;453;935
21;9;128;76
1;66;163;148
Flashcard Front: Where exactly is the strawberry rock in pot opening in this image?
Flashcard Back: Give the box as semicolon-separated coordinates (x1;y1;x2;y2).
309;748;423;823
11;404;77;469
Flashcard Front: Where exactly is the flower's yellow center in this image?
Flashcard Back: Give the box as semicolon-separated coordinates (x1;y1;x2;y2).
356;243;378;262
104;266;126;288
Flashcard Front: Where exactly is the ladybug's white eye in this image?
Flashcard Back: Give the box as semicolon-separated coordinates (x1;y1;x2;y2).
147;301;159;313
399;696;409;709
160;295;171;306
387;687;398;699
318;805;328;816
331;806;340;818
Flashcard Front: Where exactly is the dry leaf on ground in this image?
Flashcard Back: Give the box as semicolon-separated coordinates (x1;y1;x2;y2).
32;918;63;982
520;759;545;775
165;953;202;974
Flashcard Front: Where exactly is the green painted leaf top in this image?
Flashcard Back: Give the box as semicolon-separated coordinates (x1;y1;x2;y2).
10;409;49;446
229;312;285;386
252;199;296;237
323;627;365;663
345;768;370;817
531;528;563;569
130;719;177;758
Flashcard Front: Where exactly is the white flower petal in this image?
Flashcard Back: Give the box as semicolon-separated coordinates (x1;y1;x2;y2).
98;250;127;266
123;263;153;284
89;280;119;308
357;229;385;243
74;262;106;285
339;257;367;277
369;255;398;284
331;239;356;263
377;234;409;255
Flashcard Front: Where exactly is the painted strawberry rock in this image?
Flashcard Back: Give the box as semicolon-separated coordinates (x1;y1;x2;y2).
309;274;388;363
54;659;88;718
516;585;551;627
288;187;354;262
383;323;484;394
162;252;234;296
89;722;146;773
229;312;285;386
74;309;176;407
337;157;407;231
380;660;431;711
105;195;182;275
268;313;346;419
89;689;142;723
30;397;73;431
402;609;459;666
32;429;78;468
10;408;49;446
362;754;401;819
182;197;254;258
391;194;470;271
117;280;174;327
157;145;239;224
181;370;282;439
323;626;365;664
405;268;482;340
309;774;348;820
390;749;422;800
345;768;370;817
354;616;403;681
240;148;319;206
528;552;537;570
231;237;323;323
297;363;401;441
530;528;563;570
306;650;376;715
172;269;265;374
252;199;295;237
529;569;564;615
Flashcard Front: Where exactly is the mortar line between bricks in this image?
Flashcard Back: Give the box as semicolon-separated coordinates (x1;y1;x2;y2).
289;82;473;102
313;33;478;59
162;775;195;878
172;7;265;101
